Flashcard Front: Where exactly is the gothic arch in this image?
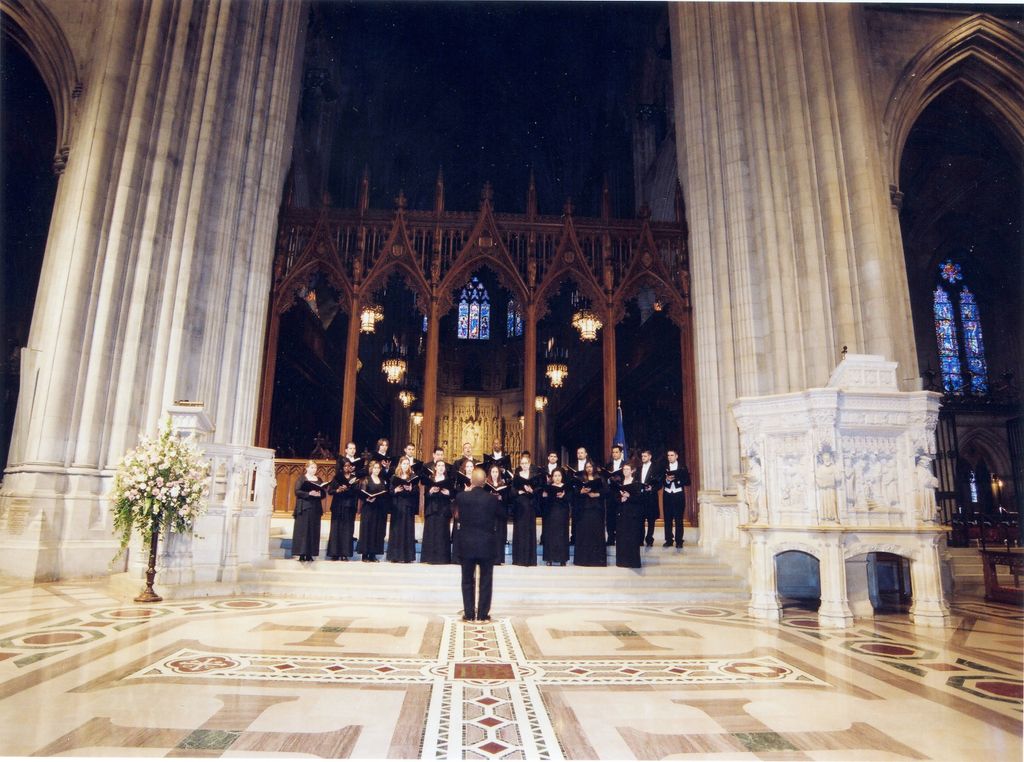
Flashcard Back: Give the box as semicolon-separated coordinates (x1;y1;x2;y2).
534;217;607;322
885;14;1024;186
0;0;79;174
359;215;432;314
439;250;528;317
957;426;1011;478
770;545;821;561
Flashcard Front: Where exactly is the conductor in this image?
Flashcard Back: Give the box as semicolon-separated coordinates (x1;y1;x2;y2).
453;466;505;623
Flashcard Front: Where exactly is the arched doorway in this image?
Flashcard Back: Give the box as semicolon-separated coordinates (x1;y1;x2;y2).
0;40;58;472
774;550;821;611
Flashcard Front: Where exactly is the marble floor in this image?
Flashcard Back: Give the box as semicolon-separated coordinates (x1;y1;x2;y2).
0;580;1019;760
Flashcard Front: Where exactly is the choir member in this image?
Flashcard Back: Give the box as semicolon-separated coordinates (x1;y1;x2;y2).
421;460;454;564
335;440;366;479
326;460;359;561
423;447;447;478
402;443;423;476
615;463;644;569
544;452;560;481
454;442;477;474
541;468;571;566
566;447;588;546
511;453;541;566
387;456;418;563
570;447;589;476
293;460;329;562
453;466;505;623
483;439;512;477
638;449;661;547
357;460;388;562
574;461;607;567
662;449;689;548
603;445;626;546
485;464;510;565
370;438;393;477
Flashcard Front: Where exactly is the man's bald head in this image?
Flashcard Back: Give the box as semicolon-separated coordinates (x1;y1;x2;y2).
471;465;487;488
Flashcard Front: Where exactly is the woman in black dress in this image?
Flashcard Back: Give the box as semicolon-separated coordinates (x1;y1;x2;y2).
357;460;388;562
511;454;540;566
541;468;571;566
326;460;358;560
387;456;418;563
293;460;329;562
421;460;454;564
615;463;644;569
486;464;510;565
574;461;607;567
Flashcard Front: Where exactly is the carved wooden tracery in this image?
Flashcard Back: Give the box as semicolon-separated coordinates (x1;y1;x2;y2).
257;178;697;512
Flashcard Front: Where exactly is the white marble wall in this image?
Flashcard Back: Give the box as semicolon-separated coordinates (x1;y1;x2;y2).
0;0;305;580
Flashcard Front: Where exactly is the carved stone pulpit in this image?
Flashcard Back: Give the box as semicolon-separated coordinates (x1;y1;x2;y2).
731;355;950;628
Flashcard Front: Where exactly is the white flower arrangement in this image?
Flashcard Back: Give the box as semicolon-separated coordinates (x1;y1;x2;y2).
111;416;211;553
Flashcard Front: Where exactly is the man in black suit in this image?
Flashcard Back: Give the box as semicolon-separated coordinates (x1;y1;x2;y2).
453;466;505;623
483;439;511;477
661;449;690;548
637;449;661;547
604;444;626;546
454;442;477;474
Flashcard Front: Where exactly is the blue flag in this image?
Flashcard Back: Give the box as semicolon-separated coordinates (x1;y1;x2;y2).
613;402;627;460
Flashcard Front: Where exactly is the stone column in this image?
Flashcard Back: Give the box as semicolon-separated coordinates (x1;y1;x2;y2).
668;3;919;497
0;0;305;580
818;535;854;628
909;535;953;627
747;531;782;621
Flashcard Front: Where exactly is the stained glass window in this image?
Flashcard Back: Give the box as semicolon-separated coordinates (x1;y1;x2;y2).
506;299;523;338
933;285;963;393
422;315;428;333
958;287;988;394
940;260;963;284
969;470;978;503
932;261;988;395
456;277;490;340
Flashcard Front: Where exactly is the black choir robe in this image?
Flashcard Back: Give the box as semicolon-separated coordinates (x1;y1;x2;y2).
293;479;328;558
540;483;571;564
387;474;418;562
335;454;367;479
421;475;454;564
511;468;542;566
326;475;359;559
484;480;511;564
574;477;607;566
451;472;473;564
357;477;389;557
615;480;644;568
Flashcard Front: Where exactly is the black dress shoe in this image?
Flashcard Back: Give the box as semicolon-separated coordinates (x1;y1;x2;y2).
663;541;674;548
676;543;684;549
645;540;654;547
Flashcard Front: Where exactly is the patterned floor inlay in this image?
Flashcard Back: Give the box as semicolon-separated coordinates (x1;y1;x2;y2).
0;581;1019;759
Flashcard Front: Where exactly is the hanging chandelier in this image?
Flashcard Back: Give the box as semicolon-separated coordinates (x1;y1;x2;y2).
398;389;416;408
571;308;603;341
410;410;424;426
545;363;568;388
360;302;384;333
382;357;407;384
534;395;548;412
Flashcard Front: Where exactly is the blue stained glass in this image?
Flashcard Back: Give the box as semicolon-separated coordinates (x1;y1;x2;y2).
422;315;428;333
479;301;490;340
959;287;988;393
456;276;491;340
940;260;963;284
457;299;469;339
933;286;963;393
506;299;523;338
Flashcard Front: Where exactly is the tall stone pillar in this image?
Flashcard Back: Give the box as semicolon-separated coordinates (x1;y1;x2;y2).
668;3;918;497
339;294;362;448
602;314;617;454
0;0;306;580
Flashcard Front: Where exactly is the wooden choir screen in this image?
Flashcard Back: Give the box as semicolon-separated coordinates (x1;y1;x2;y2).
259;175;700;524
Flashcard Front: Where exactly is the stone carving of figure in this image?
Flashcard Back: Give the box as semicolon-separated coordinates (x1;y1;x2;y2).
741;453;765;523
815;448;840;523
915;454;940;523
